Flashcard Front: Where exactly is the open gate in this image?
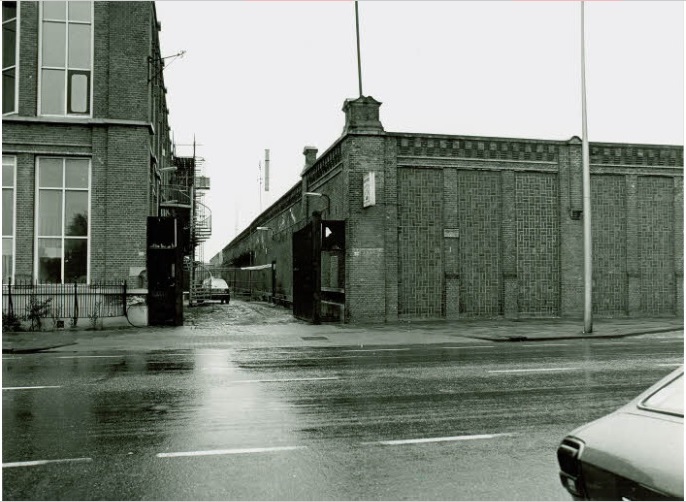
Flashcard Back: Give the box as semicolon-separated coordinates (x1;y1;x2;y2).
293;214;346;324
292;216;320;322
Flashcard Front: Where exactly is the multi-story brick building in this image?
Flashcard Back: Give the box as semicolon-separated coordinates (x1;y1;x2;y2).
2;1;175;287
220;96;683;323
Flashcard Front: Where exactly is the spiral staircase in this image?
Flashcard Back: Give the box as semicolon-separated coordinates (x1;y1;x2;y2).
159;151;212;306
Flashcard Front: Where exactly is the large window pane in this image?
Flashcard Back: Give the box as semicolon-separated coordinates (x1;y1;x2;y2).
39;158;63;187
68;23;90;68
2;187;13;235
64;238;87;283
2;2;16;22
2;68;15;114
68;71;88;113
38;238;62;283
42;1;66;21
3;18;16;68
65;191;87;236
2;159;13;186
38;190;62;236
2;237;12;283
41;69;65;115
65;158;88;188
42;21;66;67
68;1;90;22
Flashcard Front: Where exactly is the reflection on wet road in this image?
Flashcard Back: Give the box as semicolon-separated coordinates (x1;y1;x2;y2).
2;336;683;500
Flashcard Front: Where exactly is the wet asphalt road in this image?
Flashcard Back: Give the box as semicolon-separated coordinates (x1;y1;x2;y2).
2;326;683;500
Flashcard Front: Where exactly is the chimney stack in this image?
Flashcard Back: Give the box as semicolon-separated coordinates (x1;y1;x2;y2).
301;146;318;175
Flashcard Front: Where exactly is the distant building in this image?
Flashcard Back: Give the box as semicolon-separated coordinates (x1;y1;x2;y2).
221;96;683;323
2;1;176;286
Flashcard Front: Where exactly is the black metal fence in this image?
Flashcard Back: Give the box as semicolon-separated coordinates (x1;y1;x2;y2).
2;280;128;320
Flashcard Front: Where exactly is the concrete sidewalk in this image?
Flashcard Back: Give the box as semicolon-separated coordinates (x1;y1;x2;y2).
2;301;683;354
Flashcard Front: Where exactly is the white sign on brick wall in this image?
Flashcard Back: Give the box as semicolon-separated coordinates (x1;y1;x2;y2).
363;172;376;208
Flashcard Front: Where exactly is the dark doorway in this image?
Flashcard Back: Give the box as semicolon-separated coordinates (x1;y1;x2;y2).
147;217;183;326
292;220;316;322
292;216;346;323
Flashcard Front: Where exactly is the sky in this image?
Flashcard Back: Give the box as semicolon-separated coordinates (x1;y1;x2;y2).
155;1;684;262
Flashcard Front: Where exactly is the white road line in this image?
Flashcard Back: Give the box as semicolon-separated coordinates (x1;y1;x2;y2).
364;433;513;446
157;446;305;458
150;353;227;357
656;363;683;367
231;377;339;384
488;368;578;374
444;346;495;350
3;386;62;390
57;355;124;359
589;342;636;346
518;343;570;348
343;348;410;353
3;457;92;468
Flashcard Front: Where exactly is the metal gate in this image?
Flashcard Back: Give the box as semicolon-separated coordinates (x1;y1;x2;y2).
147;217;183;326
292;221;316;322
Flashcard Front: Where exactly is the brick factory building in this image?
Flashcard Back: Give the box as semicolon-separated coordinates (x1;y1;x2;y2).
2;1;176;286
219;96;683;323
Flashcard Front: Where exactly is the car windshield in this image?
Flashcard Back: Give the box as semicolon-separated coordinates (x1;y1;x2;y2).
640;373;684;417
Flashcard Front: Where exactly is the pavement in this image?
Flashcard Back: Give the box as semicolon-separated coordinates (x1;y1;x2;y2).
2;300;683;354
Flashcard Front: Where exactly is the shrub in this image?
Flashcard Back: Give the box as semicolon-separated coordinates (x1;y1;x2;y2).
2;311;22;332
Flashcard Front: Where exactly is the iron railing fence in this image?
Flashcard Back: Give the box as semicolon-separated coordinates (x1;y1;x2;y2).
2;280;128;320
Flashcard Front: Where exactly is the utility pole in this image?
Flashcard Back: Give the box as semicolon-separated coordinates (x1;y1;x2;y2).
581;1;593;333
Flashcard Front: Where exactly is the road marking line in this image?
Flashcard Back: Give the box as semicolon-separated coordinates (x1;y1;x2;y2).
3;386;62;390
157;446;305;458
488;368;578;374
656;363;683;367
444;346;495;350
590;342;636;346
364;433;513;446
151;353;227;357
57;355;124;359
3;457;92;468
518;343;570;348
232;377;339;383
343;348;410;353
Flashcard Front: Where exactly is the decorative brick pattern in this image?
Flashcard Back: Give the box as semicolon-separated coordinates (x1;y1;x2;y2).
397;168;443;317
397;136;558;163
675;178;683;314
456;170;502;316
591;144;683;167
305;142;342;188
515;173;560;316
591;175;627;315
637;177;675;314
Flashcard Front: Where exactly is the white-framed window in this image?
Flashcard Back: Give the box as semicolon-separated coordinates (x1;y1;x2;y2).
35;157;90;283
2;1;19;115
38;1;92;117
2;155;16;283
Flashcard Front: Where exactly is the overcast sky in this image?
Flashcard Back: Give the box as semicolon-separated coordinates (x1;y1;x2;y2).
155;1;684;261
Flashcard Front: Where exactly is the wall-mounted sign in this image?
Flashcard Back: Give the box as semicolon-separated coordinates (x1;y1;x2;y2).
363;172;376;208
444;228;459;238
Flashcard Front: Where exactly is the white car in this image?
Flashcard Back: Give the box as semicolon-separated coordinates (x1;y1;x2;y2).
201;277;231;304
557;366;683;500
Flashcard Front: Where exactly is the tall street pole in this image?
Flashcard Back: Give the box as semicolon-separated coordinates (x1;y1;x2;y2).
355;1;363;97
581;1;593;333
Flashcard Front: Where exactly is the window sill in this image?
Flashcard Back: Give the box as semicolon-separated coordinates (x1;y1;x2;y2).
3;115;154;133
